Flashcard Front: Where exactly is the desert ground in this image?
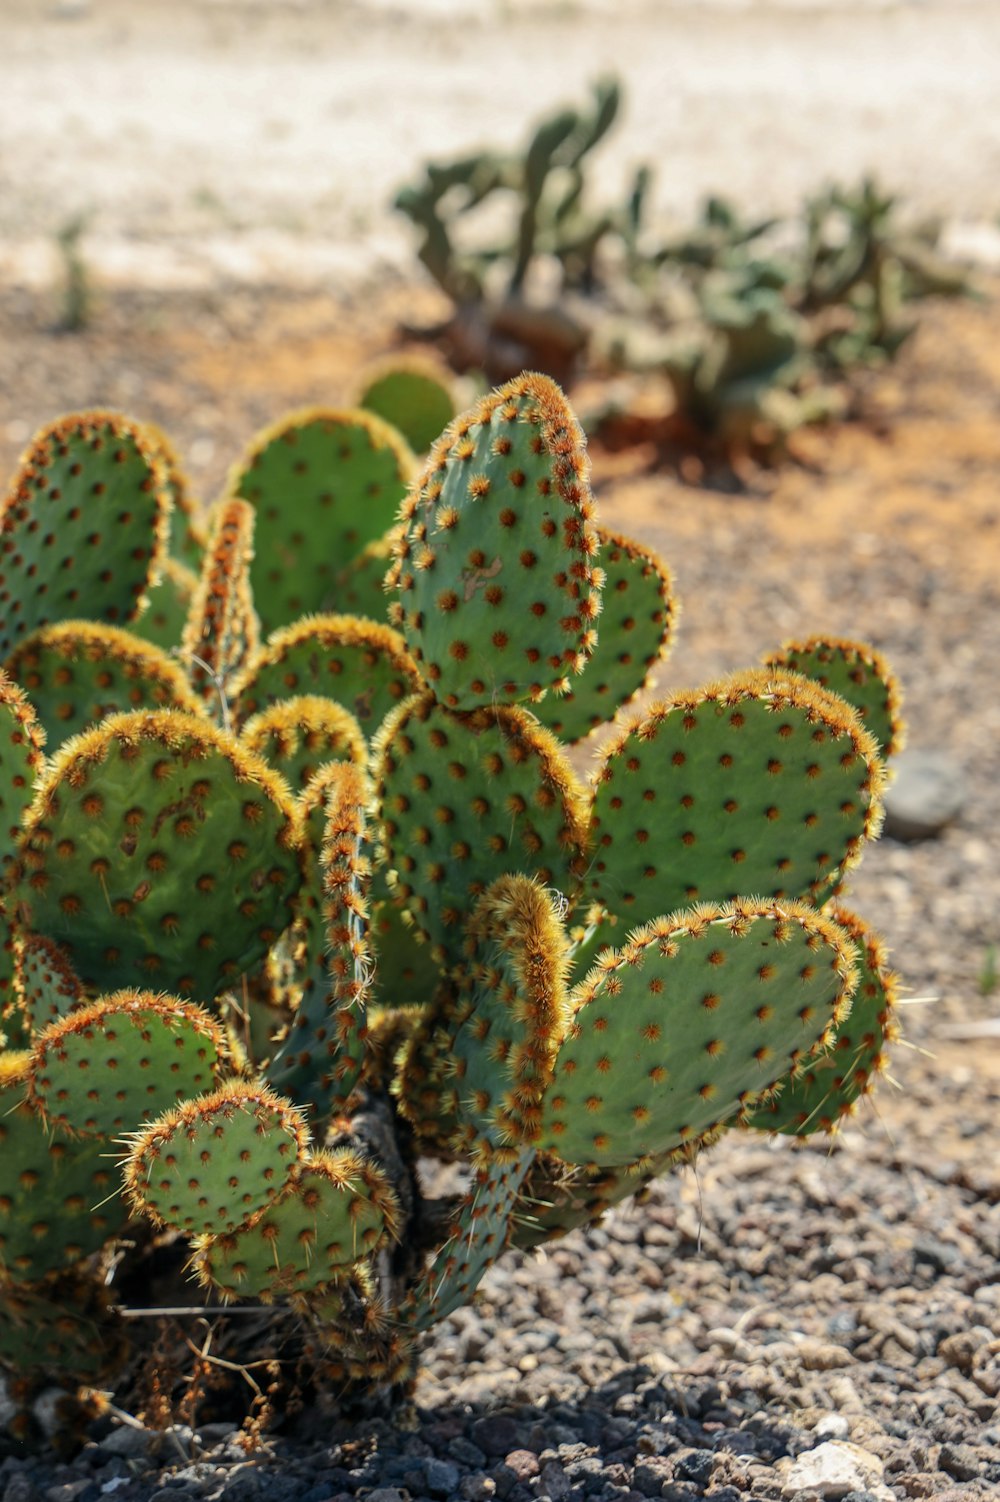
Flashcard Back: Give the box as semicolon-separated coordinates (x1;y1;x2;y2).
1;4;999;1500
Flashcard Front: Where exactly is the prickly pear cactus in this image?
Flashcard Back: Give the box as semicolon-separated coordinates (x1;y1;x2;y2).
0;372;904;1443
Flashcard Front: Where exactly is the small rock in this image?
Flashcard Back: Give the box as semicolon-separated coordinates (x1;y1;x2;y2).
449;1437;488;1467
471;1415;524;1457
44;1485;93;1502
365;1491;408;1502
423;1458;461;1497
538;1460;571;1501
98;1425;155;1459
711;1427;758;1455
894;1475;937;1498
501;1451;539;1482
798;1340;856;1371
198;1422;239;1445
814;1414;851;1442
633;1456;674;1496
777;1441;890;1500
460;1476;497;1502
882;749;965;841
673;1449;714;1485
937;1442;981;1482
3;1476;39;1502
937;1328;992;1371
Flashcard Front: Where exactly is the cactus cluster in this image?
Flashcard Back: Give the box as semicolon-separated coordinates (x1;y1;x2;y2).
395;84;973;450
0;374;903;1441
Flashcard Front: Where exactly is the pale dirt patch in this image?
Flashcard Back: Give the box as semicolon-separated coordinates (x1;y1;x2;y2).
2;0;1000;292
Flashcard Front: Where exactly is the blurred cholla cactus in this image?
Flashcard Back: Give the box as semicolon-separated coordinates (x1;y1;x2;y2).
0;374;903;1443
395;87;975;453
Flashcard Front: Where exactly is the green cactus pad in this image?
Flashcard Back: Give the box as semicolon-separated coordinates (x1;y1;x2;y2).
232;615;423;738
448;876;572;1156
402;1144;534;1331
240;695;366;797
565;902;626;990
763;636;906;760
743;903;900;1136
27;991;227;1138
14;931;84;1035
0;931;30;1049
263;762;350;1034
0;411;171;659
0;671;47;853
226;407;415;635
531;529;678;743
266;763;373;1122
373;691;590;963
193;1149;400;1304
5;621;205;753
142;420;207;573
0;1273;127;1383
0;1068;125;1280
356;356;457;456
181;498;260;709
12;709;304;999
539;898;858;1169
122;1080;308;1236
386;372;602;711
588;670;885;924
131;557;198;653
369;894;442;1008
333;534;397;623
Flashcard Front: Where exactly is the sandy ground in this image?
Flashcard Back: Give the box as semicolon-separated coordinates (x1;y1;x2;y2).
2;0;1000;293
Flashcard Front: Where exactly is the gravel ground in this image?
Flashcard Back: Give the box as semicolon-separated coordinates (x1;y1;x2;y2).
2;0;1000;1483
1;272;999;1501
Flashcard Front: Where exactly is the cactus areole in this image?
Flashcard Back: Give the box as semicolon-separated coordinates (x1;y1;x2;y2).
0;373;902;1437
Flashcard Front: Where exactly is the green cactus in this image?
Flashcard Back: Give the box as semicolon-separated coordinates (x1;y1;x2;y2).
11;709;305;999
122;1079;309;1237
373;691;590;965
25;991;227;1138
0;412;171;660
386;372;601;711
240;694;366;794
762;635;906;761
587;671;884;923
355;356;458;456
0;375;904;1440
232;614;422;736
193;1148;400;1305
12;931;83;1035
131;556;198;652
742;903;900;1136
180;497;259;712
264;761;373;1125
5;621;204;752
530;528;677;742
0;1062;126;1281
225;408;415;636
